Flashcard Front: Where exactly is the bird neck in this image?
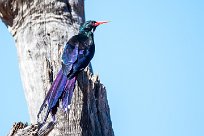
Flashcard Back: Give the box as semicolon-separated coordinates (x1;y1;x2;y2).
79;30;93;38
79;30;94;45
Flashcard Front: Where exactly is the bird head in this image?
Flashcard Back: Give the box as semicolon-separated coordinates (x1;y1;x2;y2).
79;20;108;33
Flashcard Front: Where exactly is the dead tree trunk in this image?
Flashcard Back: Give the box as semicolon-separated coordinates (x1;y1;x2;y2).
0;0;114;135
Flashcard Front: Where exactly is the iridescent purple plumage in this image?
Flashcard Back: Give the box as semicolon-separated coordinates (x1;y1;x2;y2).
37;69;76;124
37;20;107;130
37;41;79;126
62;77;76;111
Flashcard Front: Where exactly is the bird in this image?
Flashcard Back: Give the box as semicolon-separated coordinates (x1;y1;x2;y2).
37;20;108;127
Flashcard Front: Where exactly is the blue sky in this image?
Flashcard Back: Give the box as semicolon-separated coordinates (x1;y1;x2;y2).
1;0;204;136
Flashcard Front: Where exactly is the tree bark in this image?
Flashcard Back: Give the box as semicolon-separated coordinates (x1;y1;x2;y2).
0;0;114;135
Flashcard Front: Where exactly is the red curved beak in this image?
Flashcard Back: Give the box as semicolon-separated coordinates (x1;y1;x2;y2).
94;21;109;26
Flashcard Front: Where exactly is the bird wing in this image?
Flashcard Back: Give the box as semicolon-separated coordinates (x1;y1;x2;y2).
69;42;95;77
61;41;79;76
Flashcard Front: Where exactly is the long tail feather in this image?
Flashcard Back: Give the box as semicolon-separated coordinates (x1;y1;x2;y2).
37;69;67;123
37;69;63;121
37;68;76;125
62;77;76;111
48;75;67;110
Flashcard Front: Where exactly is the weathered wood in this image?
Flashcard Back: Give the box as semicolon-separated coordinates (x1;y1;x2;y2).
0;0;114;135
